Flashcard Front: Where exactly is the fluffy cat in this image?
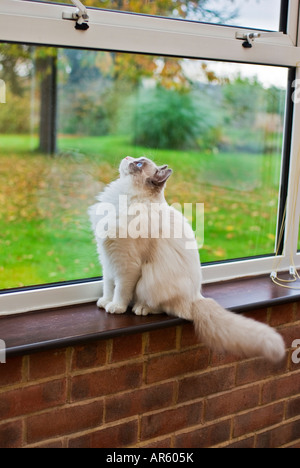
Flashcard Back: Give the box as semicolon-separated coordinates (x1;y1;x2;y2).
89;156;285;363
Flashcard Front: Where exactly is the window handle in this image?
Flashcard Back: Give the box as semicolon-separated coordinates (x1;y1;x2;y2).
62;0;89;30
235;31;284;49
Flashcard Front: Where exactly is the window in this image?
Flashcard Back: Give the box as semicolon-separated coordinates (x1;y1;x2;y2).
0;0;299;314
0;44;288;289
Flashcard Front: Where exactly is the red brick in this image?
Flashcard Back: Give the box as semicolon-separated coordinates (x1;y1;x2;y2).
180;323;199;348
111;334;143;363
256;418;300;448
286;440;300;448
178;366;236;403
233;402;284;438
205;385;260;421
0;420;23;448
236;355;287;386
140;402;202;440
175;419;231;448
269;303;294;327
68;419;138;448
280;324;300;349
261;372;300;404
141;437;172;448
105;382;174;422
72;341;107;370
27;400;103;444
31;440;64;448
29;349;67;379
146;347;209;385
243;308;268;324
224;437;255;448
295;302;300;321
0;356;23;387
210;351;240;367
71;362;143;401
286;396;300;419
0;379;66;419
147;327;177;354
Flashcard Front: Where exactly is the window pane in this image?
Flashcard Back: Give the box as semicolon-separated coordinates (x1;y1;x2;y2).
27;0;282;31
0;43;287;289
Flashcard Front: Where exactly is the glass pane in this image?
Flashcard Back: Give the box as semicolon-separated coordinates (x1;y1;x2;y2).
27;0;282;31
0;43;287;289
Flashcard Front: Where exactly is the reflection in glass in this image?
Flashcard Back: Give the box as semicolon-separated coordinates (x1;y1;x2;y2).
27;0;282;31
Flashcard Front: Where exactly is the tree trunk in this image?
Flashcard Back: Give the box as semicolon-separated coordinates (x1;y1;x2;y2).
38;53;57;155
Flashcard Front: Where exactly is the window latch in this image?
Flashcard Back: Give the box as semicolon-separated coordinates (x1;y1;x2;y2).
235;31;283;49
62;0;89;31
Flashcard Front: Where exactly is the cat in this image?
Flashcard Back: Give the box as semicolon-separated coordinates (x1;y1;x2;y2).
89;156;285;363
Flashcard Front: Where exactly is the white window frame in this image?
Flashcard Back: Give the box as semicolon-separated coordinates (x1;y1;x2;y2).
0;0;300;315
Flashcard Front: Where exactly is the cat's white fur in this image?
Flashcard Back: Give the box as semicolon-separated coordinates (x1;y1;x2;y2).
89;156;285;363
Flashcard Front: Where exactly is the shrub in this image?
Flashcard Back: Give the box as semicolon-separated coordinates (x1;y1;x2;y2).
58;88;110;136
0;87;32;134
130;87;213;150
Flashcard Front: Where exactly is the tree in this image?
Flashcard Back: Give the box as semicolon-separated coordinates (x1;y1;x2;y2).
74;0;239;24
36;49;58;154
223;76;265;127
0;1;240;154
0;44;58;154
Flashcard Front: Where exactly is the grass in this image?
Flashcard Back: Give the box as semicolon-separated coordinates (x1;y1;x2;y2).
0;134;281;289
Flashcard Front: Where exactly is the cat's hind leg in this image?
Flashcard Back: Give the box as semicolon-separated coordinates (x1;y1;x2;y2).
132;304;152;316
132;304;162;316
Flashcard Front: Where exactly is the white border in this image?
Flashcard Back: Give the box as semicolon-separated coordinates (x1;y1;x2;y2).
0;0;300;315
0;281;102;316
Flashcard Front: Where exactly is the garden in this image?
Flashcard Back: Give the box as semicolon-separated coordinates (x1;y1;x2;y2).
0;45;287;289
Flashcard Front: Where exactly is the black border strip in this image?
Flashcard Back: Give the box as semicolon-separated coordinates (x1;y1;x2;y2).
276;67;296;255
279;0;289;34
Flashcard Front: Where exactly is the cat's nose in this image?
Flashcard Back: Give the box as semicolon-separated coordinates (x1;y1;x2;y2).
125;156;133;161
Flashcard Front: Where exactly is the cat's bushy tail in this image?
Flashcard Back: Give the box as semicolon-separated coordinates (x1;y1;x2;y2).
190;298;285;363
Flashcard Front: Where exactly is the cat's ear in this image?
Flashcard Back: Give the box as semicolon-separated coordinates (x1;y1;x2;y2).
148;167;173;188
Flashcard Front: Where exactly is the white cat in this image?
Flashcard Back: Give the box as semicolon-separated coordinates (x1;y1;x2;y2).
89;156;285;363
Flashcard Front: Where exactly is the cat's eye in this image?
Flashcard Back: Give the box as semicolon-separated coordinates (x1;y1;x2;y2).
136;162;143;168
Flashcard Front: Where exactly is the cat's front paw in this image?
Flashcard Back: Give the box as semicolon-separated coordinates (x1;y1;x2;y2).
105;302;127;314
97;297;111;309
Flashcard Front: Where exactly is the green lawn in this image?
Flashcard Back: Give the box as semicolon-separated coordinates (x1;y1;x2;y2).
0;134;281;289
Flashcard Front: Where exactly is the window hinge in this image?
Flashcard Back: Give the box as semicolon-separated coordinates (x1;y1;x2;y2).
62;0;89;31
235;31;284;49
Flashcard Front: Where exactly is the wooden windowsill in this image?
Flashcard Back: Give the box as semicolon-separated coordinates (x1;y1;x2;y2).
1;273;300;358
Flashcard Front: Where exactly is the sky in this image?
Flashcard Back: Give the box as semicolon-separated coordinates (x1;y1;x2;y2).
207;62;288;89
208;0;282;31
203;0;286;88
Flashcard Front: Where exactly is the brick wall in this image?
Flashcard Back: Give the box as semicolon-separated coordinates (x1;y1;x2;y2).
0;303;300;448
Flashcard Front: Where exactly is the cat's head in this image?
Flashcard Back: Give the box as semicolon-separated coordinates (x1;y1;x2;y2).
119;156;173;192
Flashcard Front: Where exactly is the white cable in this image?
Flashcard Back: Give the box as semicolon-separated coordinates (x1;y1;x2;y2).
271;147;300;290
